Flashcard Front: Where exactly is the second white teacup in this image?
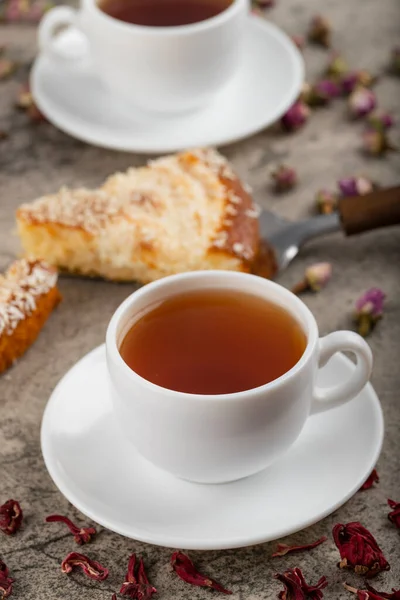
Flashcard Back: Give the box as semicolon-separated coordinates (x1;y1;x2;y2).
38;0;248;113
106;271;373;484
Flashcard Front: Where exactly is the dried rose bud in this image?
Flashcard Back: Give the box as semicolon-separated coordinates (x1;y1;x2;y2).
308;15;331;48
2;0;53;23
307;79;341;106
316;189;337;214
362;129;397;157
291;35;305;51
0;58;17;80
271;164;297;192
326;53;348;79
299;82;313;104
387;499;400;529
119;554;157;599
367;111;395;132
359;468;379;491
275;568;328;599
338;176;375;197
46;514;96;545
0;499;23;535
61;552;109;581
348;87;376;118
341;70;376;95
389;46;400;76
344;582;400;599
280;101;311;132
171;552;232;595
272;536;327;558
333;521;390;577
292;262;332;295
354;288;385;337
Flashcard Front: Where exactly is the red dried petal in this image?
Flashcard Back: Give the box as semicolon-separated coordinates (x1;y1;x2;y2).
46;514;96;544
387;499;400;529
275;568;328;599
332;522;390;578
0;559;9;579
272;536;327;557
359;469;380;491
171;552;232;595
112;595;117;600
119;554;157;599
344;582;400;599
61;552;108;581
0;500;23;535
0;575;13;599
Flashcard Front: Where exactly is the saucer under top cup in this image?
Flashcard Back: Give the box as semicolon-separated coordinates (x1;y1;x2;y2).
31;15;304;153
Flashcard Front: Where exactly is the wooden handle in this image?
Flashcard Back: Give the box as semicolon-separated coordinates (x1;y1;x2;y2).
338;185;400;236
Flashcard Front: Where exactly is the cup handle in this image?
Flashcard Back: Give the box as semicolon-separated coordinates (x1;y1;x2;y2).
38;6;89;64
311;331;373;415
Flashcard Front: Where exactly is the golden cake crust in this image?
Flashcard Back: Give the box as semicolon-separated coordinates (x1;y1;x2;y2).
16;149;261;283
0;260;61;373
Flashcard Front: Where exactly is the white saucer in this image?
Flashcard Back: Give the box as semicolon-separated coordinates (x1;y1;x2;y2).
31;16;303;153
41;345;383;550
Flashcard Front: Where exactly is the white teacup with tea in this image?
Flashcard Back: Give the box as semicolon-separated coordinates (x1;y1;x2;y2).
38;0;248;113
106;271;373;484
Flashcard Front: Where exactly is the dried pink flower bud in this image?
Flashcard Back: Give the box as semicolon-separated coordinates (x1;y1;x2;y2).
367;111;395;132
308;15;331;48
291;35;305;51
280;100;311;132
389;46;400;76
362;129;397;156
338;176;375;197
354;288;385;337
326;53;348;79
316;189;337;214
341;70;376;95
292;262;332;294
307;79;341;106
271;164;297;192
348;87;376;118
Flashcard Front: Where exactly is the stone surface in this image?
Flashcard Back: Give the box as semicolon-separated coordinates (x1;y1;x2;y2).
0;1;400;598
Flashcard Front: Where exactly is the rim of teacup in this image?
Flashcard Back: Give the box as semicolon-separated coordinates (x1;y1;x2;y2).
106;270;319;401
87;0;248;36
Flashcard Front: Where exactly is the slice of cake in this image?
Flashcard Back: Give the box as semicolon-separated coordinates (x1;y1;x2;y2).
16;148;260;283
0;259;61;374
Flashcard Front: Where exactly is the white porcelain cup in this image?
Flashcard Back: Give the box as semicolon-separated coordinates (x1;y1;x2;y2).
106;271;373;484
37;0;248;113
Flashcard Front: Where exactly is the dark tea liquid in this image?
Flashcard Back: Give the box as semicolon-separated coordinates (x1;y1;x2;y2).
119;290;307;395
98;0;232;27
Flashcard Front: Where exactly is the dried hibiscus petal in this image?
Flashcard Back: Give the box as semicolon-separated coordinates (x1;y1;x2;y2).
387;499;400;529
344;582;400;599
119;554;157;599
61;552;109;581
0;500;23;535
46;514;96;545
171;551;232;595
359;469;379;491
275;567;328;599
272;536;327;558
332;522;390;578
0;559;14;599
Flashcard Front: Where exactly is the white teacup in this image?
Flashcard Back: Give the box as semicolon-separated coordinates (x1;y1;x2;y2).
106;271;373;484
38;0;248;113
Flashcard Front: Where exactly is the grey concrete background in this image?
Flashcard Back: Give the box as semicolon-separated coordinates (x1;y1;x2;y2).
0;0;399;598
